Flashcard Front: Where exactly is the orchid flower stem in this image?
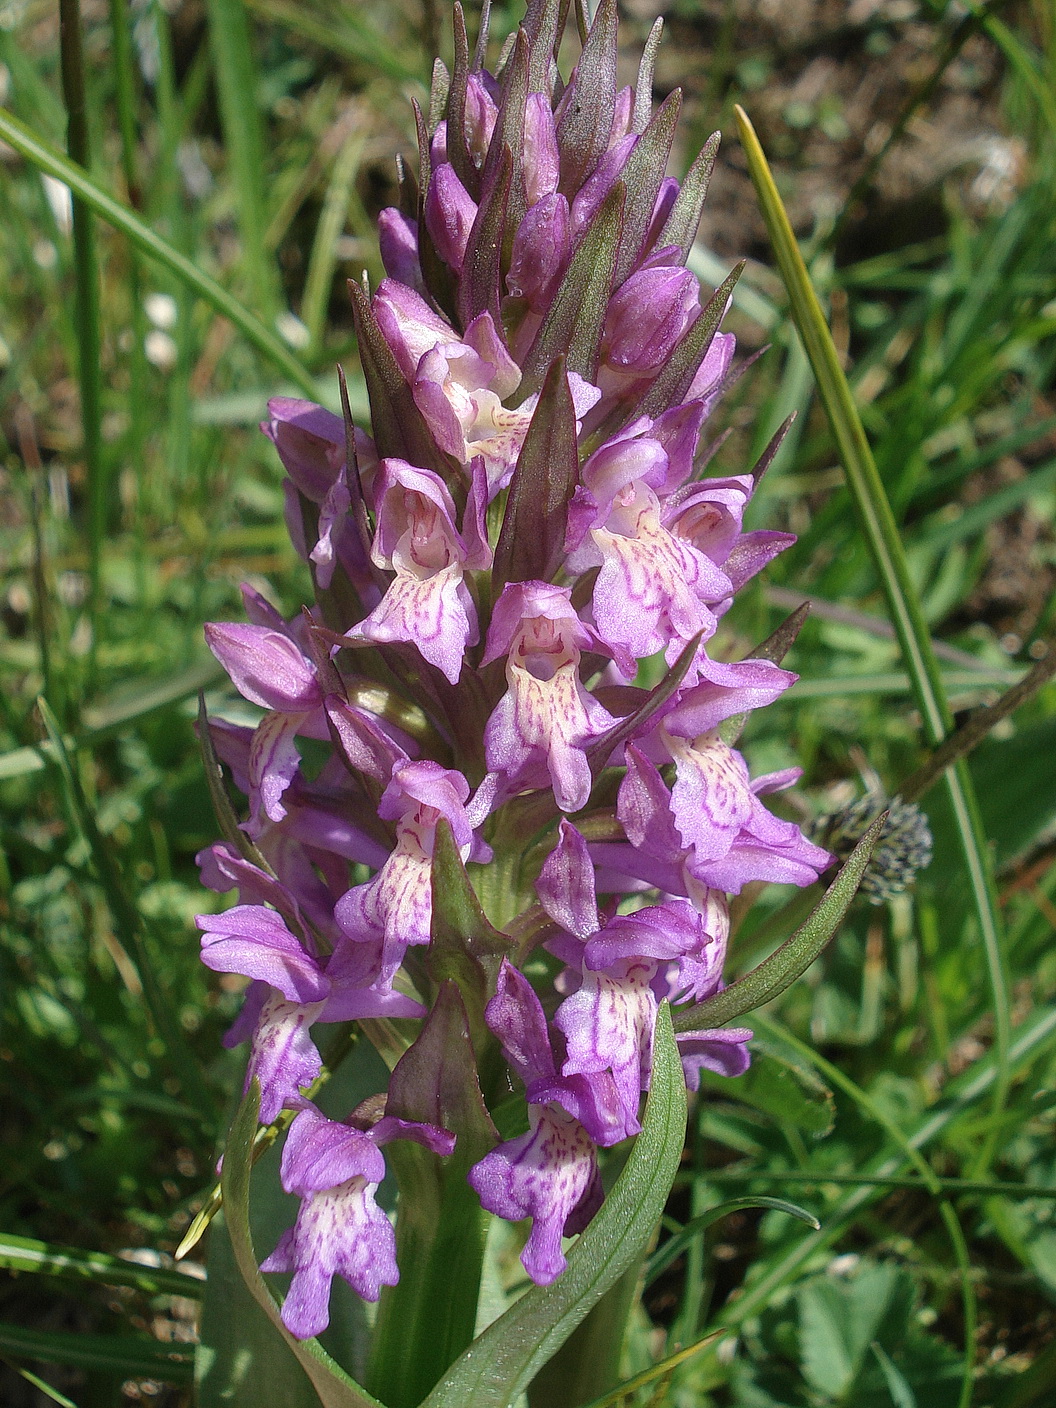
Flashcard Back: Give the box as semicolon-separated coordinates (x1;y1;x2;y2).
736;105;1011;1181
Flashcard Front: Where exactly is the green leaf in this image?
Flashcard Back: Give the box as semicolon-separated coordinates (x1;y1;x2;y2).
672;814;885;1033
0;105;314;395
0;1233;203;1298
0;1322;193;1382
658;131;720;263
798;1262;907;1400
612;89;681;284
645;1196;820;1287
420;1002;688;1408
872;1340;919;1408
219;1081;386;1408
197;1212;321;1408
460;142;514;331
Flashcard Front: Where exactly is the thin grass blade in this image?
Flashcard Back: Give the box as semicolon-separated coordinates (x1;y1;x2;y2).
735;103;1011;1173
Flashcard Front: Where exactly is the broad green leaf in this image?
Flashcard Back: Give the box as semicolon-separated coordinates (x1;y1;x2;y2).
0;106;314;395
219;1081;386;1408
0;1233;203;1298
420;1002;688;1408
197;1211;321;1408
645;1197;820;1287
0;1322;193;1382
798;1262;908;1400
197;1045;381;1403
672;814;885;1033
872;1341;919;1408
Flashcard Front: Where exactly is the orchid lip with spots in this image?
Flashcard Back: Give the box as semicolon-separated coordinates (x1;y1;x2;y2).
196;0;834;1348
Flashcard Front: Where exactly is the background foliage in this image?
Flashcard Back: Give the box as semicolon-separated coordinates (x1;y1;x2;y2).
1;0;1055;1404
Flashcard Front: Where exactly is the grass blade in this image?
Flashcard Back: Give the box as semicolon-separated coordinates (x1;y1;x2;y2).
204;0;277;316
0;1323;193;1382
0;1233;204;1298
0;105;315;396
645;1197;820;1286
735;104;1011;1175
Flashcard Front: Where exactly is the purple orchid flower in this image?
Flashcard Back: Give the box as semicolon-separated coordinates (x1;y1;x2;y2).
335;759;491;986
345;456;491;682
196;904;423;1121
193;0;854;1335
261;1103;454;1336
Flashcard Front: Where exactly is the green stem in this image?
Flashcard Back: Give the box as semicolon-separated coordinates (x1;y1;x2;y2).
366;1162;489;1408
697;1169;1056;1200
58;0;105;681
107;0;151;556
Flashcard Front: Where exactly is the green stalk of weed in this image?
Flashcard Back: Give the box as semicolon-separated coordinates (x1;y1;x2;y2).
58;0;105;683
737;105;1012;1183
302;128;366;360
203;0;278;319
108;0;151;545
